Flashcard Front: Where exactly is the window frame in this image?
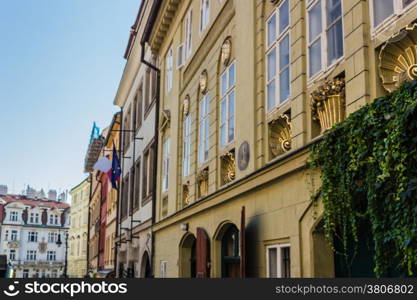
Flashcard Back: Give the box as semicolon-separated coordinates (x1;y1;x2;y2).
162;137;171;193
219;61;236;148
200;0;210;32
166;48;173;92
198;93;210;165
185;9;193;60
307;0;344;81
370;0;417;33
182;114;192;178
266;243;291;278
265;0;291;112
9;211;18;221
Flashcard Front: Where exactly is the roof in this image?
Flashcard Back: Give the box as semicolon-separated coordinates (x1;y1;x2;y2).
0;195;70;210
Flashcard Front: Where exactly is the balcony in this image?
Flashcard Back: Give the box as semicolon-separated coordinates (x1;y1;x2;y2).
13;260;65;268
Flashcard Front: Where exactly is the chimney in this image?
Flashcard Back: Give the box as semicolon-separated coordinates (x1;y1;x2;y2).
0;185;7;196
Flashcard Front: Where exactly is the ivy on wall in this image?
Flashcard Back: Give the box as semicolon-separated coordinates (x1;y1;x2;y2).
308;80;417;277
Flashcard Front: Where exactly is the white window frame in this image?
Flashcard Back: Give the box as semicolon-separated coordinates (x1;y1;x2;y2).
160;261;168;278
9;211;18;222
200;0;210;32
220;61;236;148
266;243;291;278
307;0;344;80
265;0;291;112
370;0;417;33
166;47;173;92
47;250;56;261
11;230;18;241
162;137;170;192
9;249;16;261
183;114;192;177
26;250;37;261
185;9;193;60
28;231;38;243
198;93;210;165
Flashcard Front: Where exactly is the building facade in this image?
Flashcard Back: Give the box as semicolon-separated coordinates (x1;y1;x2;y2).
68;178;90;278
138;0;417;278
113;1;157;278
0;194;70;278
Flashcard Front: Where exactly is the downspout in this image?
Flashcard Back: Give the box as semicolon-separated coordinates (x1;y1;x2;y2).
140;40;160;278
86;173;93;277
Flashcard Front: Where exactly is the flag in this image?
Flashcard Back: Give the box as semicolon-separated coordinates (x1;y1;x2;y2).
93;156;112;172
107;143;121;189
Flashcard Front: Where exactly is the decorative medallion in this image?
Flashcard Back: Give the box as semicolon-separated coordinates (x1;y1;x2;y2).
269;114;292;157
7;241;19;249
183;95;190;117
199;70;208;94
238;142;250;171
38;238;47;254
221;38;232;66
379;23;417;92
311;78;346;133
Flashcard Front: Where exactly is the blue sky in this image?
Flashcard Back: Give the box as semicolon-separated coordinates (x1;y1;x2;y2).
0;0;141;195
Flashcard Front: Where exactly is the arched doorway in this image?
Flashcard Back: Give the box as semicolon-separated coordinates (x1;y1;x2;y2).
179;233;196;277
214;223;241;278
140;251;152;278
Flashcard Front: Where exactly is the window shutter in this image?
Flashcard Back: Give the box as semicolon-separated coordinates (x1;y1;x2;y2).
196;227;210;278
240;206;246;278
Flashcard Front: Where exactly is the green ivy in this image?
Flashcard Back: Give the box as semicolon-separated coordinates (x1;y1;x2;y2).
308;80;417;277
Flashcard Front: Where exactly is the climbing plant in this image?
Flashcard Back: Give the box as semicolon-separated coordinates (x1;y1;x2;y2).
308;80;417;277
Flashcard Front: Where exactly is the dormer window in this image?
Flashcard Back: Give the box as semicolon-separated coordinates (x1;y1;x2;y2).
9;211;18;222
30;212;39;224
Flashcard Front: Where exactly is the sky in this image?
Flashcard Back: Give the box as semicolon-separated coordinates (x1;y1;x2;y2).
0;0;141;196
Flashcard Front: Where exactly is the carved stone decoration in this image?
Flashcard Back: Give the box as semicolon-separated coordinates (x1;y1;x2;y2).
311;78;346;133
161;196;168;217
38;238;47;254
269;114;292;158
379;23;417;92
199;70;208;94
183;185;190;206
221;38;232;66
221;151;236;185
159;110;171;132
183;95;190;117
197;169;209;198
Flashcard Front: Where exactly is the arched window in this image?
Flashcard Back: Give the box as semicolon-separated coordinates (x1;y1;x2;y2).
221;225;240;278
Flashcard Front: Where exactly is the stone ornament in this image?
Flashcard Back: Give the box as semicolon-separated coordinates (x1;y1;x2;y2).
199;70;208;94
183;95;190;117
379;23;417;92
197;169;209;198
269;115;292;158
183;185;190;206
221;151;236;184
221;38;232;66
311;78;345;133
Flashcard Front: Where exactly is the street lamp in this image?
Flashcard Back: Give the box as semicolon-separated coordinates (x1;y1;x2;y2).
56;233;68;278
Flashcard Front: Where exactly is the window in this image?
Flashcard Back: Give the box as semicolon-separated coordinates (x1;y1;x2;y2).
266;244;291;278
160;261;168;278
47;251;56;261
123;105;132;152
30;213;39;224
200;0;210;32
11;230;18;241
198;93;210;164
121;176;129;219
133;158;141;210
27;250;37;261
162;138;171;192
308;0;344;78
183;115;192;177
23;269;29;278
48;232;58;243
9;249;16;261
135;84;143;130
266;0;290;111
129;167;135;214
220;62;236;147
5;230;8;241
185;9;193;60
142;142;155;202
166;48;173;92
51;270;58;278
371;0;416;28
9;211;18;221
28;231;38;242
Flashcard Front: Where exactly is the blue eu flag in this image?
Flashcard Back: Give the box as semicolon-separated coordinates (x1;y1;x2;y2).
109;143;121;189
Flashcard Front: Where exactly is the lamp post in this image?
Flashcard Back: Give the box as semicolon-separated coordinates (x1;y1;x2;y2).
56;232;69;278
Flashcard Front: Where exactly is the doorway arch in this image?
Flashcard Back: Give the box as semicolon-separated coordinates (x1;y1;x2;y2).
179;233;196;277
140;251;152;278
214;222;240;278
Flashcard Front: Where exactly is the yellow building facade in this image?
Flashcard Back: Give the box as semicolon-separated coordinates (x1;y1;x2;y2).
140;0;417;278
68;178;90;278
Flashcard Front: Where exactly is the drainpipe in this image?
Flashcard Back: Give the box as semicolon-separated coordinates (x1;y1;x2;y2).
140;40;160;278
86;173;92;277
